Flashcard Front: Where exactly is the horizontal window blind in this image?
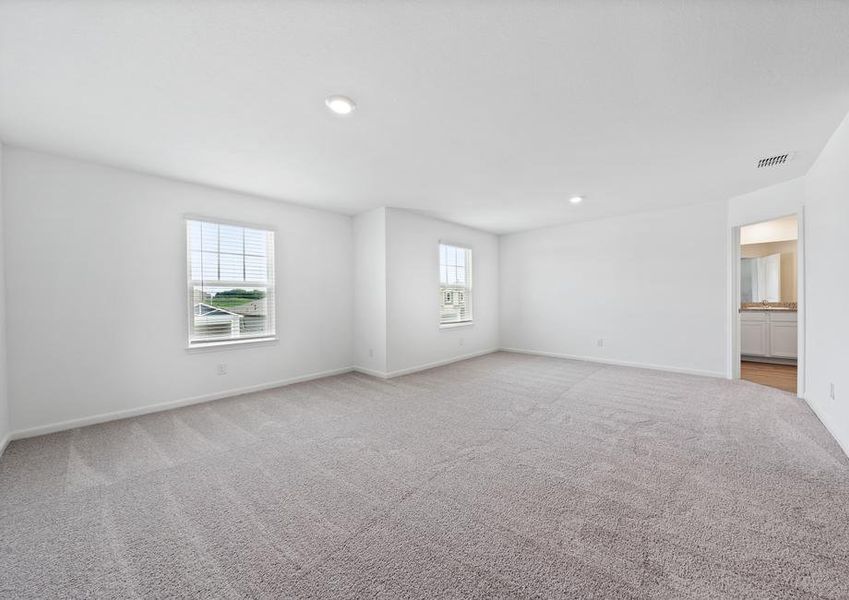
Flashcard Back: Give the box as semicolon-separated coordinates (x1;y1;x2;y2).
439;243;472;324
186;219;275;345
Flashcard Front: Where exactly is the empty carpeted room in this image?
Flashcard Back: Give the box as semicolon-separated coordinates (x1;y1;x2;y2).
1;2;849;598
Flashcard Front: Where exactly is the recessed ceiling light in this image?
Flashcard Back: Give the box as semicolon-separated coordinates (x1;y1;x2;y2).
325;95;356;115
569;196;584;204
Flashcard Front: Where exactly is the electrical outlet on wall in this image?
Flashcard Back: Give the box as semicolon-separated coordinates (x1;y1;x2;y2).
368;348;374;358
830;383;835;400
597;338;604;348
459;337;464;346
217;363;227;376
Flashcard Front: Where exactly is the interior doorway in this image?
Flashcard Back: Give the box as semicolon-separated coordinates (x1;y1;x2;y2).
733;214;802;394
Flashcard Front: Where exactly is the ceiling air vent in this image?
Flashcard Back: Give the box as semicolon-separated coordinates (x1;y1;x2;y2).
757;153;793;169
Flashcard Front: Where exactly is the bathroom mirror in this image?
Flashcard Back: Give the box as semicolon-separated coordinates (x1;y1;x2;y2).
741;254;781;303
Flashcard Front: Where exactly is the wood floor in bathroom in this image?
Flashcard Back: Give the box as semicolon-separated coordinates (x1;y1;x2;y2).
741;361;797;394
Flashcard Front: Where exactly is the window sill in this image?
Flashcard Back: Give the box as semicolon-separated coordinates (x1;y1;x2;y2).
186;337;278;352
440;321;474;330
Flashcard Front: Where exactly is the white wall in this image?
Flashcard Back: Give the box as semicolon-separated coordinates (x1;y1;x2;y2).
353;208;387;375
385;208;499;375
728;177;804;228
3;148;353;434
500;201;728;377
0;144;9;452
803;110;849;455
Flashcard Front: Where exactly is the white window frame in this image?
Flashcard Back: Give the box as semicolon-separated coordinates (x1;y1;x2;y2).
185;216;277;348
439;242;473;328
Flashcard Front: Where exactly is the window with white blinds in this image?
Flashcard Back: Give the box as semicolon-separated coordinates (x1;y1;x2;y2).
439;243;472;325
186;219;275;345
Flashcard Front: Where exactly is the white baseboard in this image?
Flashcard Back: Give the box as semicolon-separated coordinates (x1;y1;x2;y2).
803;395;849;460
8;351;499;443
352;366;390;379
0;431;11;459
354;348;499;380
385;348;499;378
9;366;354;442
499;347;726;379
9;349;501;441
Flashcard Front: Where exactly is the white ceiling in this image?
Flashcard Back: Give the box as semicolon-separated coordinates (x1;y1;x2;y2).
1;1;848;234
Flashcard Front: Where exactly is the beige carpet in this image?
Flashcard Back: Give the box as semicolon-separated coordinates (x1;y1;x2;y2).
1;352;848;599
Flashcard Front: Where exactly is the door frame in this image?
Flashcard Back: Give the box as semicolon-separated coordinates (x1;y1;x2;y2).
728;209;805;398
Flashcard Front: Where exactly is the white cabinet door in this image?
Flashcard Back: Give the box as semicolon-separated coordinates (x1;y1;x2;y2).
770;321;798;358
741;320;769;356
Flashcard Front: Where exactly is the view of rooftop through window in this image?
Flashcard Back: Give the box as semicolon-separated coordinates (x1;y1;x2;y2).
187;219;275;344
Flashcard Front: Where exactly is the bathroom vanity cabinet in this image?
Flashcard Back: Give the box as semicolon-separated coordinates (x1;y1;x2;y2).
740;310;797;361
